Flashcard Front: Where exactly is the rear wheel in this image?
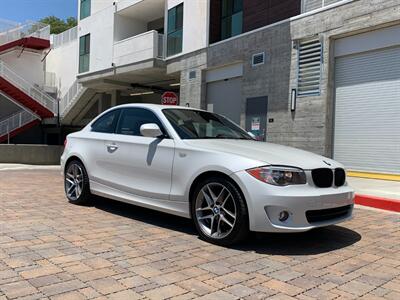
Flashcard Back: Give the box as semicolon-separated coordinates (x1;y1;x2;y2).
191;176;249;246
64;160;91;205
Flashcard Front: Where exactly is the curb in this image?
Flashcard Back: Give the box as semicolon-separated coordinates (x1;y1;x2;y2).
355;194;400;213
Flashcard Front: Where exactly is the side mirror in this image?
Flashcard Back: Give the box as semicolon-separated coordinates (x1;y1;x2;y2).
247;132;256;139
140;123;163;138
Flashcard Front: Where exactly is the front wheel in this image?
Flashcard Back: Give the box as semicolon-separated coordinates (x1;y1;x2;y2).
191;177;249;246
64;160;91;205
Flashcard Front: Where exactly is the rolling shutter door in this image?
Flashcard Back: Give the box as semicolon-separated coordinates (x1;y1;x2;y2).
206;77;242;125
334;46;400;174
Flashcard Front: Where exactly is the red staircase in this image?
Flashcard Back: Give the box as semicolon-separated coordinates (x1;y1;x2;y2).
0;61;56;118
0;36;50;54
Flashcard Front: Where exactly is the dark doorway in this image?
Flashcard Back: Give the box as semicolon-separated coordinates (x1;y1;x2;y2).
245;96;268;141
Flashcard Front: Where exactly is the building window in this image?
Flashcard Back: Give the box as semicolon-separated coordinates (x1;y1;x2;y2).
297;39;322;96
79;34;90;73
221;0;243;40
167;3;183;57
80;0;91;20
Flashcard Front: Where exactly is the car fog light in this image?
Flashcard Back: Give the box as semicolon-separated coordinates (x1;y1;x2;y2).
279;211;289;222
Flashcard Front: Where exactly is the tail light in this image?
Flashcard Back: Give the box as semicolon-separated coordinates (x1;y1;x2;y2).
64;138;68;148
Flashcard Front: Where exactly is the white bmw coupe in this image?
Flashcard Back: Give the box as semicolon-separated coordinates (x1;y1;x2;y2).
61;104;354;245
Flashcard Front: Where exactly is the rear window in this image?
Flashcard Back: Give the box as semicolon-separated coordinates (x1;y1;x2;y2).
91;109;120;133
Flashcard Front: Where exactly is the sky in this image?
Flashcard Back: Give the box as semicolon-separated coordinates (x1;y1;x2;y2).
0;0;77;23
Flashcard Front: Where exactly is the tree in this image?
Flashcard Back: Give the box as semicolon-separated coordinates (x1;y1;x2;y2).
39;16;77;34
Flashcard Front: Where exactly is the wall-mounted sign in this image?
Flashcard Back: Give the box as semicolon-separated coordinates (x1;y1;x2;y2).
251;117;260;131
161;92;178;105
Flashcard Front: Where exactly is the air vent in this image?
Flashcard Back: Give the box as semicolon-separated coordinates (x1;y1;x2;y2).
189;70;196;80
252;52;265;67
297;39;322;96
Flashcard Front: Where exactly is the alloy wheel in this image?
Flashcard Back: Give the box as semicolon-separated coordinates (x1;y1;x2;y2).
65;163;84;201
195;183;237;239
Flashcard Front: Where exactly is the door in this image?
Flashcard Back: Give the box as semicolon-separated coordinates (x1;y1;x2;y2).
206;77;242;124
245;97;268;141
103;107;175;200
334;46;400;173
84;108;122;187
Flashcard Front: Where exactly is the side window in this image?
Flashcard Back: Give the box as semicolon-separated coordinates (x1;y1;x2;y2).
91;110;120;133
116;108;166;137
79;34;90;73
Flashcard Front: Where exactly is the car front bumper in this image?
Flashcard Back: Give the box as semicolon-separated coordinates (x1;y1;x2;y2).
232;171;355;233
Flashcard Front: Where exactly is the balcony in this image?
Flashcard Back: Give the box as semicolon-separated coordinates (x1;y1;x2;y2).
113;30;164;67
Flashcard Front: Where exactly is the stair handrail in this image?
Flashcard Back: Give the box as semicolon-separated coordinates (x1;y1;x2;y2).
0;60;57;114
0;109;37;140
60;80;85;116
0;20;50;46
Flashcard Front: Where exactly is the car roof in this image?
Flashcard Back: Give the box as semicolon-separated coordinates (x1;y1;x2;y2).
113;103;204;111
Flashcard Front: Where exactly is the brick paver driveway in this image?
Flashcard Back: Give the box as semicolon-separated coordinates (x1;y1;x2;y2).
0;169;399;300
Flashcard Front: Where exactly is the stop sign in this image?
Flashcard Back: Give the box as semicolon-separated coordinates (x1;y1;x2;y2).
161;92;178;105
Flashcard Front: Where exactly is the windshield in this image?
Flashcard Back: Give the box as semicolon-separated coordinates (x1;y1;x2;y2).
163;109;253;140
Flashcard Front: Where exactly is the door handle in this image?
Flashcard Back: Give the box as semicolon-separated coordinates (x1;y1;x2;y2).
106;143;118;153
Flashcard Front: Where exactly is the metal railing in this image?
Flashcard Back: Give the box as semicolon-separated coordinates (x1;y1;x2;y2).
59;80;85;115
0;61;57;114
52;26;78;49
0;20;50;46
0;109;38;142
0;18;19;33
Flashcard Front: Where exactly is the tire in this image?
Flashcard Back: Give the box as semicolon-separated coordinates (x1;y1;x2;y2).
64;160;91;205
191;176;249;246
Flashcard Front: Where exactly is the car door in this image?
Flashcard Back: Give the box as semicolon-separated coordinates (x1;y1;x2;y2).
83;108;122;187
102;107;175;201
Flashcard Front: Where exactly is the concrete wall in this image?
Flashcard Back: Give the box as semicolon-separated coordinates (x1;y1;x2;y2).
0;145;63;165
46;39;79;98
0;50;45;87
78;4;114;74
77;0;114;17
113;30;160;66
114;14;147;42
167;0;209;57
287;0;400;156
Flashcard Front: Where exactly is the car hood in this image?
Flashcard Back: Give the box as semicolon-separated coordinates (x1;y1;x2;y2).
183;139;343;170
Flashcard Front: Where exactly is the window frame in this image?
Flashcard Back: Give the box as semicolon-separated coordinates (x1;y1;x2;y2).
91;109;121;134
80;0;91;20
167;3;184;57
115;108;171;139
79;34;90;73
221;0;243;40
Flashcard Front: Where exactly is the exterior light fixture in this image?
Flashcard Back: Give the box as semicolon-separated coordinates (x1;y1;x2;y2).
170;83;180;87
130;91;155;96
291;89;297;111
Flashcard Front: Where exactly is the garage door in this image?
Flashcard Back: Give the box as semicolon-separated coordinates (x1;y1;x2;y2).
334;46;400;174
206;77;242;125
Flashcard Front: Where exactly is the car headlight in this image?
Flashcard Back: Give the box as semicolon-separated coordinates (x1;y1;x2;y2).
246;166;307;186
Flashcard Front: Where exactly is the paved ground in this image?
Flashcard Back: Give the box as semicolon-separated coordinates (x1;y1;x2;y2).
347;177;400;200
0;169;399;300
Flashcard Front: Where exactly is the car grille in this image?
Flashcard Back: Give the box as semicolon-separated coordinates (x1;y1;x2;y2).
311;168;346;188
306;205;352;224
334;168;346;187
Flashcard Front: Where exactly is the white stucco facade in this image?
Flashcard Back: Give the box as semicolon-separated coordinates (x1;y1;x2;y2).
46;39;79;97
0;50;45;87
